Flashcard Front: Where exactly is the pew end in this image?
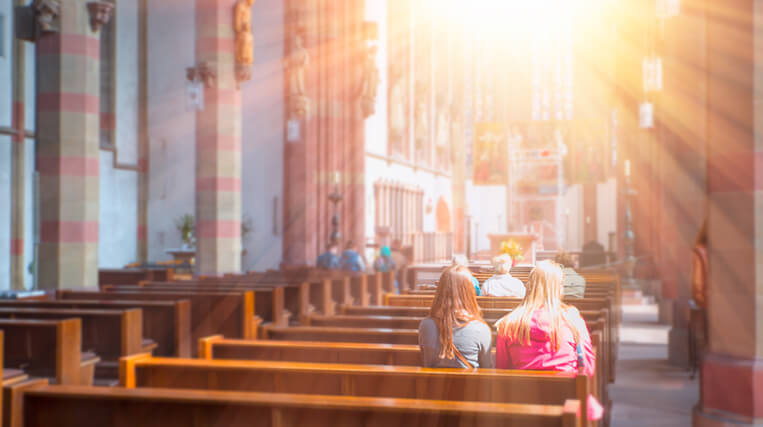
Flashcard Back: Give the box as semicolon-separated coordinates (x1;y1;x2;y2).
198;335;224;360
118;353;153;388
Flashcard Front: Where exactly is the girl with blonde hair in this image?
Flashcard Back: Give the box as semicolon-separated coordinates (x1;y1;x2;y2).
418;266;493;368
494;260;595;375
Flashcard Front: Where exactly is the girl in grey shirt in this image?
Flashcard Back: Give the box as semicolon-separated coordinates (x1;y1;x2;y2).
417;265;494;368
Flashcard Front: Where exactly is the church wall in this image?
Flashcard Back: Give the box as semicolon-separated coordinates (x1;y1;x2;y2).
0;136;10;289
466;184;506;253
240;0;285;271
562;184;584;251
145;0;197;262
99;151;138;267
363;0;453;248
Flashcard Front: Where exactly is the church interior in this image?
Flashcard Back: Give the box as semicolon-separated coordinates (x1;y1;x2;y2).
0;0;758;425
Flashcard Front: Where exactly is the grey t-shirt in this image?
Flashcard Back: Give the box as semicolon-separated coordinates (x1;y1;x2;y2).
418;317;493;368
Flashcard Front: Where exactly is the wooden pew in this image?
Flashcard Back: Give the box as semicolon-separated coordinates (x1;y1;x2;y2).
58;289;255;356
22;386;582;427
0;300;190;357
111;283;290;327
0;318;97;386
0;308;148;379
199;336;422;366
119;354;592;427
98;268;174;287
261;325;420;345
3;377;47;427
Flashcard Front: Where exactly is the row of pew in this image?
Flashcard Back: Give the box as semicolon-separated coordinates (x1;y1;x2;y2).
2;265;619;427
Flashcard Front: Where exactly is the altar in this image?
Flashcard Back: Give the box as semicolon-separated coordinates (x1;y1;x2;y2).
486;233;539;265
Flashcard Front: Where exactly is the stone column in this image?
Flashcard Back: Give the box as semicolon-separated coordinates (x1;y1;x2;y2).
10;0;27;290
193;0;242;276
36;1;103;289
583;182;598;244
694;0;763;424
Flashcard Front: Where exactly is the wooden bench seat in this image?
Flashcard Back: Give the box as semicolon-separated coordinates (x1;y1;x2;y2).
98;268;174;287
22;385;581;427
0;307;147;379
58;289;255;356
0;318;97;386
119;354;593;426
0;300;191;357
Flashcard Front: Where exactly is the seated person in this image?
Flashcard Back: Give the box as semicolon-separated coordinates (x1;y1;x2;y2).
494;260;595;376
316;242;340;270
339;240;365;272
451;255;481;296
373;245;396;272
481;254;526;297
555;252;586;298
418;266;493;368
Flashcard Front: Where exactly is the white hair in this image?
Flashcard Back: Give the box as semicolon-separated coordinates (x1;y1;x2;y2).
451;255;469;267
492;254;512;274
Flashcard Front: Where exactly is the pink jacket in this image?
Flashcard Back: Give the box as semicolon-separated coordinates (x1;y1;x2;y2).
495;307;595;377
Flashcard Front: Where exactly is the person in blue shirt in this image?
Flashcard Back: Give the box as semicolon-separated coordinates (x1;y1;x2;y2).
451;256;481;296
316;242;340;270
339;240;365;272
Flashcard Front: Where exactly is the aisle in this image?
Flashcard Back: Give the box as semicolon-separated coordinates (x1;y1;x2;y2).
610;304;698;427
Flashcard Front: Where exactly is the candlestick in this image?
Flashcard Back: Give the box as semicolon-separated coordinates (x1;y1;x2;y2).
625;160;631;177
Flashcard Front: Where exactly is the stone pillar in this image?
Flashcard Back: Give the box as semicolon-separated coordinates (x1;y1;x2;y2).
694;0;763;424
656;0;707;366
193;0;242;276
136;0;149;263
36;1;102;289
10;0;27;290
583;182;598;244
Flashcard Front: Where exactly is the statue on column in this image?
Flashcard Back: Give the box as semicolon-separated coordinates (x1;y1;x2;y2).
33;0;60;33
284;31;310;119
234;0;256;87
358;45;379;119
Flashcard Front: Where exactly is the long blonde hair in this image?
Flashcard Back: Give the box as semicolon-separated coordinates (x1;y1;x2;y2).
430;266;484;360
496;260;579;351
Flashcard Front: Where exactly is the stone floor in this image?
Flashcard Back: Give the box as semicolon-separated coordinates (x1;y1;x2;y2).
611;304;698;427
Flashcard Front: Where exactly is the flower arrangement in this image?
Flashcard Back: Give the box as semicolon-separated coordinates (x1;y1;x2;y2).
175;214;196;249
500;239;523;266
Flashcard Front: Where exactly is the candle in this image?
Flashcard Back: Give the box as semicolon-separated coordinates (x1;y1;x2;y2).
333;172;340;185
625;160;631;177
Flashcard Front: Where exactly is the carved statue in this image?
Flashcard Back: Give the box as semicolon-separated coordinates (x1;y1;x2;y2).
86;1;114;33
358;45;379;119
388;71;406;146
284;32;310;118
234;0;255;86
33;0;60;33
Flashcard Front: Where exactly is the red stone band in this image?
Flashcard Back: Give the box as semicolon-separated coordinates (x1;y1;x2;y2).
197;37;235;55
37;33;100;59
197;220;241;239
12;101;24;143
41;221;99;243
38;93;99;115
197;135;241;152
702;352;763;418
197;177;242;192
137;225;148;241
10;238;24;256
37;156;100;177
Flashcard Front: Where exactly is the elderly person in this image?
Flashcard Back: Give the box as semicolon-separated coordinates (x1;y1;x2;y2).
555;252;586;298
481;254;526;297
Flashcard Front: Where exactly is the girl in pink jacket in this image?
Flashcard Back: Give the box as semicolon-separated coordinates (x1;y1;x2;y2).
494;260;595;376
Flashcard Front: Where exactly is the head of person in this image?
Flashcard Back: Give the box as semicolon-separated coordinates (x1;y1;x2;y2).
497;260;577;350
379;245;391;258
327;242;339;255
554;251;576;269
391;238;402;250
451;255;469;268
429;265;484;360
492;254;512;275
345;240;356;252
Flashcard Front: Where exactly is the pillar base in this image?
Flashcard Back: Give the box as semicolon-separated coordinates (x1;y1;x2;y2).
694;405;763;427
698;353;763;423
668;326;690;367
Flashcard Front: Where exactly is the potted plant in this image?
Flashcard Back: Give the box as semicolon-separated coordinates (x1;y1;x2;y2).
175;214;195;249
500;239;523;267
